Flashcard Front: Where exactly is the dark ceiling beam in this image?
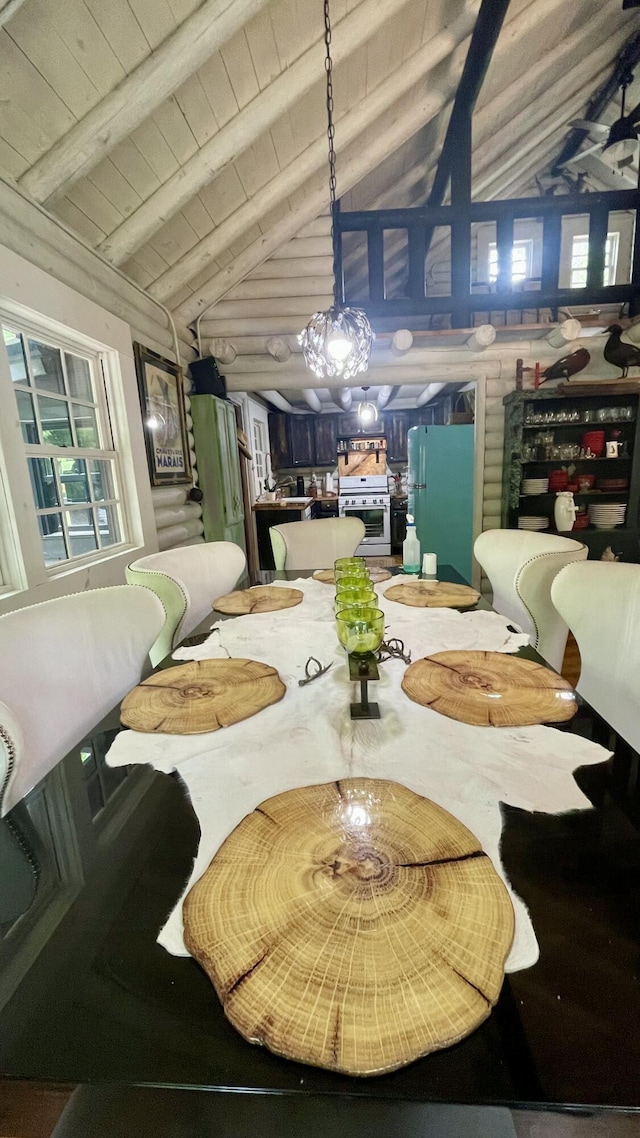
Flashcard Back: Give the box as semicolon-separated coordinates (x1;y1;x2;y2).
551;31;640;175
426;0;512;210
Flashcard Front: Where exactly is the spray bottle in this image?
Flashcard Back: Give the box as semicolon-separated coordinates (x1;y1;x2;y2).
402;513;421;574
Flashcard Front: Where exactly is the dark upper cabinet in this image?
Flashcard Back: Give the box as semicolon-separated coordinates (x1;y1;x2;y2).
386;411;410;462
289;415;315;466
268;413;291;469
314;415;338;466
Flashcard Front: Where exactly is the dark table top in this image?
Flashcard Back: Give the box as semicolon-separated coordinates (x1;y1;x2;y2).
1;565;639;1121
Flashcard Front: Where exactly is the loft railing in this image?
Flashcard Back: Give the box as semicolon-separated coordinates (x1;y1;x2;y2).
335;189;640;327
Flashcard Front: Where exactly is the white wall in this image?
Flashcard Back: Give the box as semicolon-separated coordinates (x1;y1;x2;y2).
0;245;159;613
0;180;205;558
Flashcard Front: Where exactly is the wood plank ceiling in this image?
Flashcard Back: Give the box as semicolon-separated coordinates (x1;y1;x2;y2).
0;0;638;359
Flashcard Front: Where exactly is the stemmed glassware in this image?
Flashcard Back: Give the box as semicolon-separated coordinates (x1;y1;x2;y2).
335;605;385;656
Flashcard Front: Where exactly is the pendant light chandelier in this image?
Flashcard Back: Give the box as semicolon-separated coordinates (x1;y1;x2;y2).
357;386;378;425
298;0;374;380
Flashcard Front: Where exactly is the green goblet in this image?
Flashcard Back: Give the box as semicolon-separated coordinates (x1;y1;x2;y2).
336;606;385;656
334;586;377;615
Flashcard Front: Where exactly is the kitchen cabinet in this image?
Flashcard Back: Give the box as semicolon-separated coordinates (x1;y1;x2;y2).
289;415;315;466
191;395;246;550
268;412;291;469
386;411;410;462
502;388;640;561
314;415;338;466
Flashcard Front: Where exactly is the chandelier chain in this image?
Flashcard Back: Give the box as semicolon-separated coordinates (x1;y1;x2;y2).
324;0;340;307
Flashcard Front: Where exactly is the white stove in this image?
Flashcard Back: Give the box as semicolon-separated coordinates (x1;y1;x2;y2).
338;474;391;557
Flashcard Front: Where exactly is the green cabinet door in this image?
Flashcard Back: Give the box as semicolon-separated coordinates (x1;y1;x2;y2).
191;395;246;551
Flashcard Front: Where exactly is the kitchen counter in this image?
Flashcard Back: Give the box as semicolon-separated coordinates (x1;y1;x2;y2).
252;498;313;511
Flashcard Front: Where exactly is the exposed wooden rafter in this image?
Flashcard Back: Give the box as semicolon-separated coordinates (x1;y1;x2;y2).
149;6;477;305
426;0;512;213
97;0;423;266
176;61;476;323
0;0;26;27
18;0;272;205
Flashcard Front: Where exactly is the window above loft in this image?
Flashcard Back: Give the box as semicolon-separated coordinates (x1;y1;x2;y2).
570;232;619;289
488;239;534;287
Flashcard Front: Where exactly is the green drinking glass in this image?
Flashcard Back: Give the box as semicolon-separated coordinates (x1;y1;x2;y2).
334;557;366;573
335;564;370;584
335;606;385;656
335;574;370;594
334;587;377;615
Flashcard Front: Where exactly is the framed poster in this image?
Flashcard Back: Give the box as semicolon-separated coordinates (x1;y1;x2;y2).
134;343;192;486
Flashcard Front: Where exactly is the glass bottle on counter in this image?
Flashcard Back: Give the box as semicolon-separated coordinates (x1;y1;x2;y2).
402;514;421;574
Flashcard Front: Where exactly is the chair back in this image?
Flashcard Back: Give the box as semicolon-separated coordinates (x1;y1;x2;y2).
126;541;246;662
269;517;366;571
0;585;165;813
552;561;640;750
474;529;588;671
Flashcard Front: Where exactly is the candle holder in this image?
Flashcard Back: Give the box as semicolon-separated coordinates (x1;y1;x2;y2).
348;652;380;720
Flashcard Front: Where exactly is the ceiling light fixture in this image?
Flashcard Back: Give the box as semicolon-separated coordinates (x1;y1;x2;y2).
357;386;378;425
298;0;374;380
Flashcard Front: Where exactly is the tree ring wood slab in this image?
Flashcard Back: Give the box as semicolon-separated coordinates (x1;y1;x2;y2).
384;581;480;609
401;651;578;727
213;585;303;614
183;778;514;1077
313;568;392;584
120;659;285;734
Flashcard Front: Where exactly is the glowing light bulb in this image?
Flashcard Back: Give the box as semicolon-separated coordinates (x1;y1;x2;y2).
326;329;353;362
359;403;374;423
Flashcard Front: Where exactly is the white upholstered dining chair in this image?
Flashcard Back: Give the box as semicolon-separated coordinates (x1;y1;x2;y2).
0;585;165;815
551;561;640;751
269;517;366;571
126;541;246;664
474;529;588;671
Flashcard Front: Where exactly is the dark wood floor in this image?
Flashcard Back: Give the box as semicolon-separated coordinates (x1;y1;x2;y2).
2;1083;640;1138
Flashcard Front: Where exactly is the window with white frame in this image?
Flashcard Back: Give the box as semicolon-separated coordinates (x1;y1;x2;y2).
2;323;127;572
488;239;533;286
570;232;619;288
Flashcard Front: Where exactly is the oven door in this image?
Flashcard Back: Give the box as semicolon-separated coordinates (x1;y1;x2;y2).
339;503;390;545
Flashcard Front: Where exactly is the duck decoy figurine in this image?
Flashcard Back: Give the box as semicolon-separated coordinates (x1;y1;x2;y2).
603;324;640;378
539;347;590;384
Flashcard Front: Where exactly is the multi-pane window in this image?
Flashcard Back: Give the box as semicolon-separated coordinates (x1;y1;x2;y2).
488;239;533;286
570;232;619;288
3;327;126;569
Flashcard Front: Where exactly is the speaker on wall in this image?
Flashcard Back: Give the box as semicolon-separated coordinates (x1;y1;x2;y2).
189;357;227;398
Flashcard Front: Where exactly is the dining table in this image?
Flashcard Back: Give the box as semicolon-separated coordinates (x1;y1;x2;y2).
0;565;639;1137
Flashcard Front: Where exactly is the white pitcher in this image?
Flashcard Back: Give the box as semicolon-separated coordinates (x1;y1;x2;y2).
554;491;577;533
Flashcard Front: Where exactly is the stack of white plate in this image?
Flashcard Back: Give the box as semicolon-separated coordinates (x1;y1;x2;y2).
522;478;549;495
587;503;626;530
518;516;549;530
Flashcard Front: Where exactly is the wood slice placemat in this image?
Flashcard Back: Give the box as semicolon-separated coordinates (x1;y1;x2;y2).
401;650;578;727
212;585;303;614
120;659;285;734
313;568;392;584
183;777;514;1077
384;580;480;609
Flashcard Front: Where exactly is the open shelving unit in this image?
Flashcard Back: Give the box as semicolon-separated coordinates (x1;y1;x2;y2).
502;387;640;561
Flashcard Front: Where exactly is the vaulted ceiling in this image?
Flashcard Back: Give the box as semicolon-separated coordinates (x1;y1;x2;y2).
0;0;638;347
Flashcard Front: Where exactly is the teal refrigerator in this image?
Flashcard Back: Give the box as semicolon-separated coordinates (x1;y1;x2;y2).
407;425;475;583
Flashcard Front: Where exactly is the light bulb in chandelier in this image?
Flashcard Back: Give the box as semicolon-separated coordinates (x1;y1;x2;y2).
357;386;378;424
